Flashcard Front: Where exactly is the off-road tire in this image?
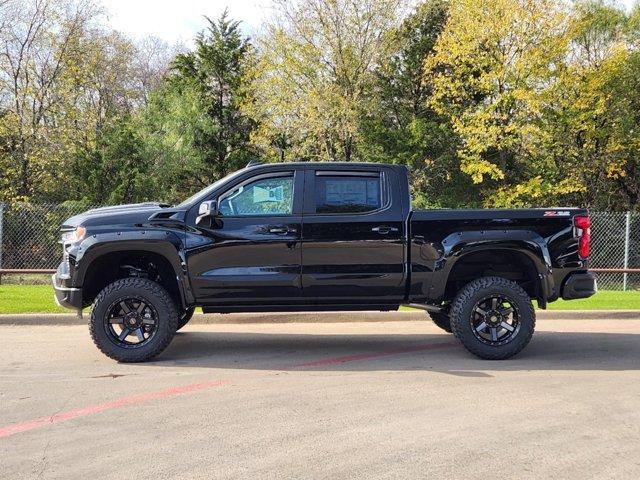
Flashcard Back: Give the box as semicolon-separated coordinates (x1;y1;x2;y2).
177;307;196;331
89;278;179;362
429;312;452;333
449;276;535;360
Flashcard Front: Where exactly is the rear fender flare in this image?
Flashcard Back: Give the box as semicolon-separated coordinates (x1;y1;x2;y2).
428;229;554;303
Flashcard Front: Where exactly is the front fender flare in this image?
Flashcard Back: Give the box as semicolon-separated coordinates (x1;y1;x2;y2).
72;230;194;307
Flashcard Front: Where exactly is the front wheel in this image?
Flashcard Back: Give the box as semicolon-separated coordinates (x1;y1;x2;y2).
449;276;535;360
89;278;179;362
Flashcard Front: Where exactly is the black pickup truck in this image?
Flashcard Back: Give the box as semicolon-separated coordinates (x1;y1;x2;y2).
53;162;596;362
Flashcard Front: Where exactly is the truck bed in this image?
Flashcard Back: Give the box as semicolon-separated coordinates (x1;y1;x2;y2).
408;207;590;305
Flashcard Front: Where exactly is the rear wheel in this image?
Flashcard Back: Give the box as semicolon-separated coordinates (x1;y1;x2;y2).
449;276;535;360
177;307;196;331
429;312;452;333
89;278;179;362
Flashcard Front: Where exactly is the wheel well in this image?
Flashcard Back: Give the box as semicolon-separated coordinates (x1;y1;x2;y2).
444;250;540;303
81;250;182;309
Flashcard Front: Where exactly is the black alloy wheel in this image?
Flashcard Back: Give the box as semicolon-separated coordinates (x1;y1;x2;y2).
470;295;520;346
105;297;159;347
89;278;179;362
449;276;535;360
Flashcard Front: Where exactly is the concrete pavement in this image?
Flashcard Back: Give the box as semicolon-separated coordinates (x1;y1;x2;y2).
2;309;640;325
1;319;640;479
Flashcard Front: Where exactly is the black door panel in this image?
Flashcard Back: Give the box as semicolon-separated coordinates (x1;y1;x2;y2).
186;217;302;303
301;169;406;303
185;170;303;305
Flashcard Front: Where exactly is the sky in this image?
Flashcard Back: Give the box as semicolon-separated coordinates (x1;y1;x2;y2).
102;0;638;45
101;0;273;45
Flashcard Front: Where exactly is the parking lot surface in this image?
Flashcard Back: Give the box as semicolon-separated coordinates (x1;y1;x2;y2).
1;318;640;479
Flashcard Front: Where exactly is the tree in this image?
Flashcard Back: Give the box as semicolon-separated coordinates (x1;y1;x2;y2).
131;36;174;105
3;0;640;213
30;20;173;205
169;11;255;180
540;0;640;210
425;0;577;207
136;81;215;201
0;0;101;202
0;0;159;204
132;12;256;203
246;0;406;163
359;0;479;207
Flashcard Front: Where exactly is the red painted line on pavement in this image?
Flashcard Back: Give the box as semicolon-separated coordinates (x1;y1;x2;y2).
290;342;456;368
0;340;456;439
0;379;229;439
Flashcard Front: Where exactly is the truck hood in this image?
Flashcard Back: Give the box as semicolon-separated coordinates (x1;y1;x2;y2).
61;202;172;229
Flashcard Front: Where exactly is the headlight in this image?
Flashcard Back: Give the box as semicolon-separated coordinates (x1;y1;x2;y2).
61;226;86;244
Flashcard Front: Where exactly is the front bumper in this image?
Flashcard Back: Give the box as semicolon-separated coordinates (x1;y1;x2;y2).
562;271;598;300
52;266;82;311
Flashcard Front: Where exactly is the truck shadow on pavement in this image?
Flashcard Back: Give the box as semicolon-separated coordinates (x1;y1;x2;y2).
146;330;640;374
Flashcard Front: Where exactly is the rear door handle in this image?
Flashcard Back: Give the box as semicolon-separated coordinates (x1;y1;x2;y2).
371;226;399;234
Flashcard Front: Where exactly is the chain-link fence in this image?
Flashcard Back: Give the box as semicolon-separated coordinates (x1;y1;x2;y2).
590;211;640;290
0;203;638;288
0;202;97;284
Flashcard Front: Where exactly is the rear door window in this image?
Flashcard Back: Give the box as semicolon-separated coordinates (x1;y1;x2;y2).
314;174;381;214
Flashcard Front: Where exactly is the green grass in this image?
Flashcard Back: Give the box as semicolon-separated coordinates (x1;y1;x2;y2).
0;285;68;314
1;285;639;314
545;290;640;310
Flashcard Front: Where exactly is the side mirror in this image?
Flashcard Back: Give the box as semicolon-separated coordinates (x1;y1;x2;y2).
196;200;218;226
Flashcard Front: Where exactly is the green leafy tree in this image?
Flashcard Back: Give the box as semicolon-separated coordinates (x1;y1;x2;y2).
0;0;169;204
72;116;156;204
246;0;405;163
58;30;151;204
533;0;640;210
359;0;480;207
134;11;256;203
136;81;214;201
169;11;255;179
0;0;100;202
425;0;579;207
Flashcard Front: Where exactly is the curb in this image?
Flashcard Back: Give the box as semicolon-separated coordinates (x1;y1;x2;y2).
0;309;639;326
537;310;640;320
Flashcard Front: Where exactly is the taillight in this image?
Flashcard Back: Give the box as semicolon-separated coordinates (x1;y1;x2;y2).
574;215;590;259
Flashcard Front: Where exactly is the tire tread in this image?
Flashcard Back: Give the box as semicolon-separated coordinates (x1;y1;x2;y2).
449;276;535;360
89;277;179;362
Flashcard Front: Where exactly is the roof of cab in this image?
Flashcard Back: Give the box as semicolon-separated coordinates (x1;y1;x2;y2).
244;161;406;172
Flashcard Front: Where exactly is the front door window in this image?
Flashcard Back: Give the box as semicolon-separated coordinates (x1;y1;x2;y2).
219;176;294;216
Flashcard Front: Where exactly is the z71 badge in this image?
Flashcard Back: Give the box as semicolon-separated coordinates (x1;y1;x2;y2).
543;210;571;216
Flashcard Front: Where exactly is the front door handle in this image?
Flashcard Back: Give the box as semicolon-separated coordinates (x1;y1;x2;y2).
268;226;297;234
371;225;399;234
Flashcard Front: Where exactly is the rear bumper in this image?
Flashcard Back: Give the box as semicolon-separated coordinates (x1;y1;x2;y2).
562;271;597;300
52;269;82;311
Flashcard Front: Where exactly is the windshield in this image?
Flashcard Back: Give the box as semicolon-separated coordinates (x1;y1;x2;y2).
176;170;244;208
